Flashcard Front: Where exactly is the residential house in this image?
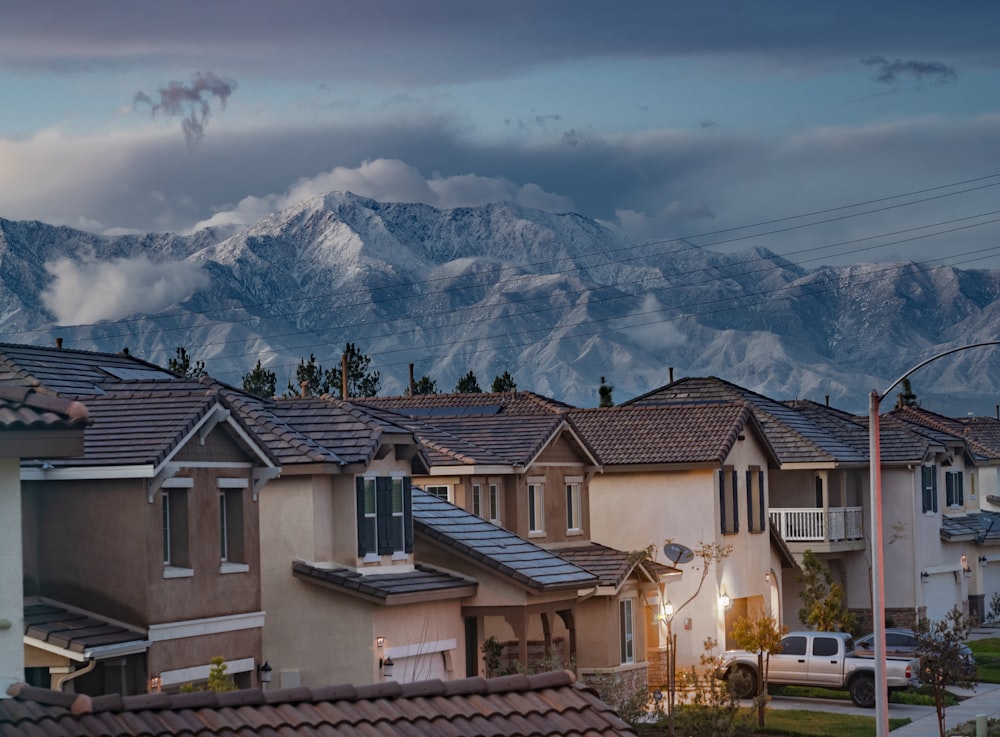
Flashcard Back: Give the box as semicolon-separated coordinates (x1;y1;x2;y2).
0;384;88;698
1;669;638;737
0;342;278;695
569;401;788;672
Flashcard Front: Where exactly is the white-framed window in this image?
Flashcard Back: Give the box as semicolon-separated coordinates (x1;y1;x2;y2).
528;479;544;535
566;480;582;533
472;483;482;517
218;478;247;570
945;471;964;508
162;487;191;574
489;483;500;524
619;598;635;664
425;485;450;501
357;476;413;559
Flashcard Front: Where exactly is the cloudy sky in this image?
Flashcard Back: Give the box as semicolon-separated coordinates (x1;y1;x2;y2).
3;1;1000;269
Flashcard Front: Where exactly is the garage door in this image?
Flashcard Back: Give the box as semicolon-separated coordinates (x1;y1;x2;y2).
390;652;447;683
923;571;960;623
983;564;1000;622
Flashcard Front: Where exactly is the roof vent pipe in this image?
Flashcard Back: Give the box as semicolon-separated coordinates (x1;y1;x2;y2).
55;337;63;349
342;352;349;400
669;367;674;383
300;380;309;398
825;395;830;406
996;404;999;420
409;363;415;396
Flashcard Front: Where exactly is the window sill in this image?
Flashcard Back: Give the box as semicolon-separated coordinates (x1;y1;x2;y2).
391;551;409;561
566;528;584;537
528;531;546;539
220;562;250;574
362;553;381;564
163;566;194;579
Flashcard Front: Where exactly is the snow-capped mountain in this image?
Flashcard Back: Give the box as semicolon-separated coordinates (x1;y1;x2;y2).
3;192;1000;415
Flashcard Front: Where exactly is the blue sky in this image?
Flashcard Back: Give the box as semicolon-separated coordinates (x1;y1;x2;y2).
2;0;1000;268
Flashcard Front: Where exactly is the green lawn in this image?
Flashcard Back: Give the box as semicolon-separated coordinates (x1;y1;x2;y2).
967;637;1000;684
744;708;911;737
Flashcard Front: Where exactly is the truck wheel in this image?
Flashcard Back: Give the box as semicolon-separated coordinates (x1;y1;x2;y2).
849;675;876;708
729;665;757;699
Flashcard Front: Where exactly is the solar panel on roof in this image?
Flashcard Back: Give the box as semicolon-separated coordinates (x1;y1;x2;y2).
99;366;176;381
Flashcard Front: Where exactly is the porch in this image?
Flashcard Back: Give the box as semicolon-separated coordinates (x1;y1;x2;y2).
769;506;866;552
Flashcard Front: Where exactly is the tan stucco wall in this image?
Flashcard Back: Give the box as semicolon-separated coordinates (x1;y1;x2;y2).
0;458;22;696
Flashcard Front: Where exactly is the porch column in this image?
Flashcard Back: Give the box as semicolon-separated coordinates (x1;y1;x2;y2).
503;610;529;667
557;610;577;664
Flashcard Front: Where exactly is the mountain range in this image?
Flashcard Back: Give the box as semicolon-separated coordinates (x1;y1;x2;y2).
2;192;1000;416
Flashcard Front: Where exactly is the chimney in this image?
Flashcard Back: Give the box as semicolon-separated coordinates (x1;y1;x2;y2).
55;337;63;349
409;363;415;396
825;395;830;407
669;367;674;383
300;380;309;399
341;353;348;400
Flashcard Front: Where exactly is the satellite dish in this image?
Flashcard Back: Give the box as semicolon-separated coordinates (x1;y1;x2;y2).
663;542;695;565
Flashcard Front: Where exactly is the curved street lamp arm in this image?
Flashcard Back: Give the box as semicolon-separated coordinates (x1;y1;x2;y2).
878;341;1000;402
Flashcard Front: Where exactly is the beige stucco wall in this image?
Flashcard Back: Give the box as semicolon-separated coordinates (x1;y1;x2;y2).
589;430;773;668
0;458;22;697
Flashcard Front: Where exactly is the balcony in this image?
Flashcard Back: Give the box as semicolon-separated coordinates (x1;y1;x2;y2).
769;507;866;553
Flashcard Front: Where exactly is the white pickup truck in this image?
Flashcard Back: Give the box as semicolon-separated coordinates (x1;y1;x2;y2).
715;631;920;708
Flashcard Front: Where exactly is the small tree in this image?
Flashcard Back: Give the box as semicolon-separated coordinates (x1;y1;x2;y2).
242;359;277;398
283;353;329;397
731;613;785;728
207;656;237;692
455;370;482;394
491;371;516;393
915;607;976;737
672;638;747;737
167;346;206;379
598;375;614;407
412;375;438;395
896;377;919;408
796;549;856;632
325;342;381;398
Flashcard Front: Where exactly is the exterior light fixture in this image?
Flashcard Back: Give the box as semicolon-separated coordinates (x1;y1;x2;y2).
258;661;272;688
380;656;394;678
961;554;971;574
148;675;162;693
718;592;731;609
376;636;385;648
663;601;674;617
920;571;929;582
980;556;989;565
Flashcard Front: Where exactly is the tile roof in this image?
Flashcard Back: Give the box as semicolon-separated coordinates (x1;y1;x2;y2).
939;511;1000;543
0;383;90;430
1;669;637;737
412;489;598;591
292;560;477;603
358;390;573;417
23;599;148;659
568;402;769;466
556;542;676;588
625;376;868;465
958;415;1000;461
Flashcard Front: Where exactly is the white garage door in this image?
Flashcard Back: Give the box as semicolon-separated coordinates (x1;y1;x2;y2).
391;652;446;683
983;564;1000;622
923;571;960;623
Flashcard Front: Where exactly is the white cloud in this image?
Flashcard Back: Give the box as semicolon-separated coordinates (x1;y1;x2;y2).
619;294;687;351
41;254;211;325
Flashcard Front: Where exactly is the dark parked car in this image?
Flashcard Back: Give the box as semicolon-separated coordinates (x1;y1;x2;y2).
854;628;976;678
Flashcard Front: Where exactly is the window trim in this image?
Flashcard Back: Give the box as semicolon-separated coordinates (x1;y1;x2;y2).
619;598;635;665
472;483;482;517
488;482;500;524
425;484;450;502
162;487;192;577
357;475;413;560
528;478;545;536
566;479;583;534
921;464;938;514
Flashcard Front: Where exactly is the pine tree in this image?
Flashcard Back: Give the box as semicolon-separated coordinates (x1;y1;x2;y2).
491;371;516;392
324;342;381;398
598;376;614;407
283;353;329;397
455;370;482;394
795;549;856;632
242;359;277;398
896;377;919;408
412;375;438;395
167;346;206;379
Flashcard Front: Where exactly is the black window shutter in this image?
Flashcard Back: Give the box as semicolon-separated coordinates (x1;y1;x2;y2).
357;477;373;556
931;468;938;512
732;469;739;533
946;473;955;507
957;473;964;506
376;476;393;555
745;470;753;532
718;469;726;534
403;477;413;553
759;469;766;532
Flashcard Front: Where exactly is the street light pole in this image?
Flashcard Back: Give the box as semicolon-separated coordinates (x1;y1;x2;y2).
868;341;1000;737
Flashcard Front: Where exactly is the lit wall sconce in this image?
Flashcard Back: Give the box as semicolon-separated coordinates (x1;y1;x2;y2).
980;556;989;565
920;571;929;582
961;554;972;577
258;661;272;688
718;592;731;609
376;636;385;649
380;656;394;678
148;675;162;693
663;601;674;617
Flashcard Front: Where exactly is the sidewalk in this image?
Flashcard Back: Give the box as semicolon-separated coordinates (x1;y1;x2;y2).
888;682;1000;737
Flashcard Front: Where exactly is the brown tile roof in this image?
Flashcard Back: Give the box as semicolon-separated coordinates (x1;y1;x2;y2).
292;560;478;603
0;384;90;430
358;390;573;417
23;599;148;659
556;542;676;588
413;489;598;591
958;415;1000;461
1;670;636;737
568;402;769;466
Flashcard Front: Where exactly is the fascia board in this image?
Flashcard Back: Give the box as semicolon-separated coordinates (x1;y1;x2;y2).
779;462;839;471
427;465;514;476
21;465;155;481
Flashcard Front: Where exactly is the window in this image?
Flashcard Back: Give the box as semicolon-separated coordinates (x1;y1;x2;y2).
356;476;413;558
528;480;544;534
946;471;964;507
489;483;500;524
780;636;807;656
746;467;765;532
425;485;450;501
218;479;247;570
812;637;839;657
566;480;582;533
719;468;738;534
162;488;190;571
619;599;635;664
921;465;938;513
472;483;482;517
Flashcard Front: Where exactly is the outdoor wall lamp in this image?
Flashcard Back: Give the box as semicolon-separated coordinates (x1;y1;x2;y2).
961;554;972;576
980;556;989;565
920;571;929;582
148;675;162;693
718;592;731;609
380;656;394;678
663;600;674;617
376;636;385;648
258;661;272;688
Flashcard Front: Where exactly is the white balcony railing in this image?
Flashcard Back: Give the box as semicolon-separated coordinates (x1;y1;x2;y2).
769;507;864;543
